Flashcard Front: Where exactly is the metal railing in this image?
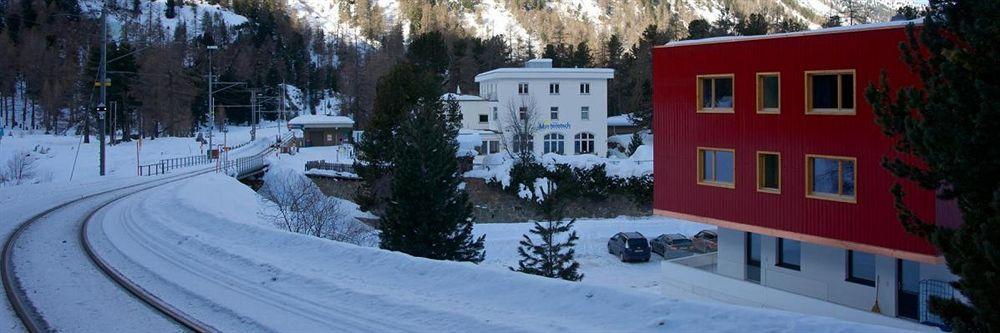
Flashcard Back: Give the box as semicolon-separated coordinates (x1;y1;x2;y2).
221;152;268;178
305;160;355;174
138;155;212;176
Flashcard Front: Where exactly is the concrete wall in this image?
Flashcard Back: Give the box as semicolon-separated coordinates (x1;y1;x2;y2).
716;227;956;320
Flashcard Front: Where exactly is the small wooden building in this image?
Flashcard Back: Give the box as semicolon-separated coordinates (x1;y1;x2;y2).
287;115;355;147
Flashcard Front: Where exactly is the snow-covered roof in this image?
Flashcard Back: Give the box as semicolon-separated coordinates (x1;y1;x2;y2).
441;93;485;102
475;67;614;82
287;115;354;128
658;19;923;49
607;114;636;127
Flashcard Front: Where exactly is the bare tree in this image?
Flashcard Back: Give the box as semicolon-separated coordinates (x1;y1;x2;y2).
0;150;38;186
497;95;541;161
258;168;377;246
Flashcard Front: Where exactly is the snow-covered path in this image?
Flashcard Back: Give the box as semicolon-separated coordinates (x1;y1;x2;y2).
87;174;907;332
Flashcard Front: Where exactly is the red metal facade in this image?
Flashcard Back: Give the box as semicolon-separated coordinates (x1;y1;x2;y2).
652;26;945;258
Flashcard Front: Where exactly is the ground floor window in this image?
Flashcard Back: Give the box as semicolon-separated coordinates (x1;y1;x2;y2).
746;233;761;283
479;140;500;155
512;134;534;154
574;132;595;154
543;133;565;154
847;250;876;286
777;238;801;270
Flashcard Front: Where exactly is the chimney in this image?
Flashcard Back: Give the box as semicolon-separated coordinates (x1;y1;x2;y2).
525;58;554;68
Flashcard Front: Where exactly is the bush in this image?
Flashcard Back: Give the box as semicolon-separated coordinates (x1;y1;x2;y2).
494;159;653;208
0;151;38;186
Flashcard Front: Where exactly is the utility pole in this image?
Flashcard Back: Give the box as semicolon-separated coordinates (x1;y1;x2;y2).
250;89;257;141
207;44;218;158
97;1;109;176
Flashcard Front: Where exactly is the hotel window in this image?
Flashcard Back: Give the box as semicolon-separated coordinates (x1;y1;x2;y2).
478;114;489;123
518;82;529;95
806;70;855;114
518;107;527;120
807;155;856;203
777;238;801;270
581;106;590;120
574;132;595;154
697;148;735;188
550;107;559;120
512;134;533;153
847;250;876;286
696;75;734;113
549;83;560;94
543;133;565;154
757;73;780;114
579;82;591;94
756;152;780;193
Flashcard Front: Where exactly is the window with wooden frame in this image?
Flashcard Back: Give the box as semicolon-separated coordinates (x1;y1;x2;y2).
805;70;855;115
756;73;780;114
697;147;735;188
696;75;734;113
756;151;780;193
806;154;857;203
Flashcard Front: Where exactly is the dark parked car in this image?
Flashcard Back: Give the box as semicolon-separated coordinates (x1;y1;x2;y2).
650;234;694;259
692;230;718;253
608;232;651;262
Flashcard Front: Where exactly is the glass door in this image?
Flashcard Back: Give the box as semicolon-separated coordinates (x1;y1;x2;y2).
897;259;920;320
746;233;761;283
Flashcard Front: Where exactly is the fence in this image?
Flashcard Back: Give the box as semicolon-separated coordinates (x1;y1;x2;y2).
222;152;268;178
305;160;355;174
138;154;212;176
920;279;956;330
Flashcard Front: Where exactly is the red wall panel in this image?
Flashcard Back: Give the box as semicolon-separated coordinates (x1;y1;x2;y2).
652;26;940;256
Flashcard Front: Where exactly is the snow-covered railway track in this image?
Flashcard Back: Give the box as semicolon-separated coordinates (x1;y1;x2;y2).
1;169;217;332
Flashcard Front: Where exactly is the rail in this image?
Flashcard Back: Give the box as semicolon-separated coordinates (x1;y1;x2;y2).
304;160;355;174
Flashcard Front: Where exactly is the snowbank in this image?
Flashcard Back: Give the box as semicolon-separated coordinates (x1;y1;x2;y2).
466;152;653;189
97;174;906;332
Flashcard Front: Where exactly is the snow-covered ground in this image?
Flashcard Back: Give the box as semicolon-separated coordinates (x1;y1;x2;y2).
0;123;285;185
476;216;711;294
86;174;906;332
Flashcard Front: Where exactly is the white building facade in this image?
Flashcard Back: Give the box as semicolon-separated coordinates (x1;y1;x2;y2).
447;59;614;158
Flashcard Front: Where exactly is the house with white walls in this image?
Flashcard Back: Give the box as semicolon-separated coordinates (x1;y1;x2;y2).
445;59;614;158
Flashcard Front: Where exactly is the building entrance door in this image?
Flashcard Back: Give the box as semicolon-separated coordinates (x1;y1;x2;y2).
897;259;920;320
746;233;761;283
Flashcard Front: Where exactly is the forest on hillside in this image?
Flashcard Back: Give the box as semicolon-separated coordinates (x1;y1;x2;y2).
0;0;913;141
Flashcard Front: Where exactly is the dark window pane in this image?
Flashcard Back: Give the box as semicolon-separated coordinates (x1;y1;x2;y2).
702;150;714;181
761;154;779;189
841;160;855;196
716;151;734;183
780;239;801;267
811;157;840;194
748;233;761;261
715;78;733;108
899;260;920;292
840;74;854;109
811;74;838;109
701;79;713;108
762;76;779;109
850;251;876;282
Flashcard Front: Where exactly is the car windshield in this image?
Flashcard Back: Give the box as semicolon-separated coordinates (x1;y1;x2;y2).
673;239;693;245
626;239;647;249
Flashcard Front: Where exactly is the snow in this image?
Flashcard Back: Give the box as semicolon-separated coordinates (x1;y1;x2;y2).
87;174;909;332
661;19;924;48
80;0;249;40
467;152;653;189
287;115;355;127
607;113;636;127
0;123;284;185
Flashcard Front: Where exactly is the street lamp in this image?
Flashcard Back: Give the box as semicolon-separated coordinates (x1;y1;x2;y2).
96;103;108;176
207;45;218;158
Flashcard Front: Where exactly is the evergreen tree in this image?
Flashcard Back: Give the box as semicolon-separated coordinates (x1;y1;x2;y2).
774;17;808;33
627;130;643;156
686;19;713;40
165;0;177;19
711;6;738;37
407;30;449;77
822;15;843;28
355;62;442;213
510;182;583;281
379;96;485;263
863;0;999;331
737;13;770;36
570;41;592;68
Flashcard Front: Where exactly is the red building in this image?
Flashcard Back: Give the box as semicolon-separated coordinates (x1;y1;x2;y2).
652;21;957;324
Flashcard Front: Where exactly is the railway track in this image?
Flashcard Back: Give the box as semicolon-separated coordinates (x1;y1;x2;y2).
1;138;283;332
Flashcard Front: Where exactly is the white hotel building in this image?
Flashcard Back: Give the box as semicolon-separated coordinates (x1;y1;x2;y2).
447;59;614;158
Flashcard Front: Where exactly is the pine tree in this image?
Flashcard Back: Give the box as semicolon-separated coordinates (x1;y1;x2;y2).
510;182;583;281
822;15;843;28
406;31;449;76
686;19;713;40
863;1;999;331
570;41;592;68
165;0;177;19
627;130;643;156
774;17;808;33
711;6;738;37
737;13;770;36
379;96;485;263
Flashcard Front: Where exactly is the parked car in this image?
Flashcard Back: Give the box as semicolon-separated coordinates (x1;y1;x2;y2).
692;230;719;253
607;232;651;262
650;234;694;259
